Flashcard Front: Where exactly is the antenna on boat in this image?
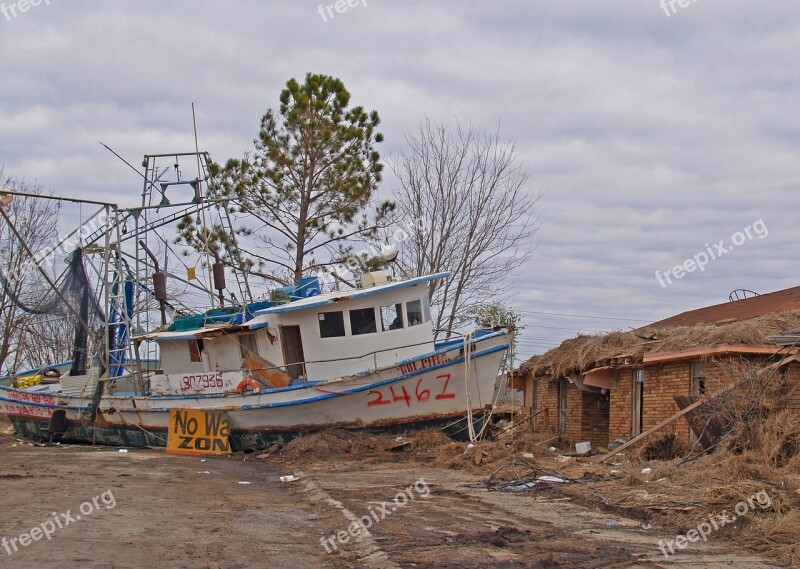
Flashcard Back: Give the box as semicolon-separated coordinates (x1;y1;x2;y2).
99;142;148;183
381;244;411;280
192;103;218;307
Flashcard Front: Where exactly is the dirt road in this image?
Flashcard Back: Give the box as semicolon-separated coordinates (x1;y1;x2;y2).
0;440;780;569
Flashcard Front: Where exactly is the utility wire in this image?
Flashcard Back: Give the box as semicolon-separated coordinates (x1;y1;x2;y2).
515;309;650;322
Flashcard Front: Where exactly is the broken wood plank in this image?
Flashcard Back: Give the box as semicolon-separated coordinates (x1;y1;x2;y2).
598;400;704;463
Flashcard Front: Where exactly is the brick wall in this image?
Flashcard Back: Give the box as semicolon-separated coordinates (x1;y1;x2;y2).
610;356;797;446
779;362;800;411
523;376;535;410
533;378;558;436
538;354;800;448
641;361;691;444
596;364;692;444
532;377;609;447
704;357;800;414
564;382;584;444
580;390;610;448
609;368;633;442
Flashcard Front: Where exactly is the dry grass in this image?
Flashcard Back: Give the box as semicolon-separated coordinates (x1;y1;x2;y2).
521;310;800;378
631;432;689;462
745;510;800;566
641;407;800;566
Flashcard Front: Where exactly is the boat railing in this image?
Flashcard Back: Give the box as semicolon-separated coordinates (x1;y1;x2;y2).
249;331;503;383
241;338;439;384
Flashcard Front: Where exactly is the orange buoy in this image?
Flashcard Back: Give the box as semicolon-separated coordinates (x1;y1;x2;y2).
236;378;261;395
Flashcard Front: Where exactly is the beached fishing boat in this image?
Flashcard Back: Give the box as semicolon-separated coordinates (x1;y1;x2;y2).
0;151;512;450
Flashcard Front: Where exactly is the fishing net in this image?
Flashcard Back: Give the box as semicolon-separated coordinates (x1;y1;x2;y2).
0;248;106;375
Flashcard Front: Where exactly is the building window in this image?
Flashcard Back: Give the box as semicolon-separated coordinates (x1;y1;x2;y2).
350;307;377;335
188;339;204;362
381;304;404;331
318;311;346;338
238;333;258;359
407;299;423;326
691;361;706;396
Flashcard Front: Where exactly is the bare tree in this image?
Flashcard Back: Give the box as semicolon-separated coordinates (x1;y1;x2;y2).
391;120;538;339
16;316;74;370
0;172;61;374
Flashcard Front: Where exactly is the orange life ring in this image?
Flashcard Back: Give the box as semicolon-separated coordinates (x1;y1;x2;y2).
236;378;261;395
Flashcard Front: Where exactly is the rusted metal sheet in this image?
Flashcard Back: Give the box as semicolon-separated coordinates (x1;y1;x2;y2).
242;352;292;388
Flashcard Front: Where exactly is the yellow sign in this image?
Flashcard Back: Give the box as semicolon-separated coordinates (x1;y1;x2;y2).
166;408;232;455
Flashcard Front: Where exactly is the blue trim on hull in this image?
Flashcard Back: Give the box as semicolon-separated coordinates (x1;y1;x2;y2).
0;342;509;414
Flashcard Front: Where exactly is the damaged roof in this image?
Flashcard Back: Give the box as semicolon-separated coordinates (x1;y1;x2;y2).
645;286;800;328
522;286;800;379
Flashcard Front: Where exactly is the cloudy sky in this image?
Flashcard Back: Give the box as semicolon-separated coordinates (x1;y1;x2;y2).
2;1;799;360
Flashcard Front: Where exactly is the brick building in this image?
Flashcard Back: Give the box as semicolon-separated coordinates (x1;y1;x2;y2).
519;286;800;448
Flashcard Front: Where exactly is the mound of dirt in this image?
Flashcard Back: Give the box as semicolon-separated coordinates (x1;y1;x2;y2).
279;428;463;461
280;429;356;459
433;432;557;473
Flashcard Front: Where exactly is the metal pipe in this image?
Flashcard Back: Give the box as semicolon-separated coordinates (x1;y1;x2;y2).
0;189;118;208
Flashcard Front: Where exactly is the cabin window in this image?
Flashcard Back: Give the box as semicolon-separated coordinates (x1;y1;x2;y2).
318;311;346;338
239;333;258;359
188;339;204;362
422;296;431;322
406;299;423;327
381;304;404;331
350;307;377;335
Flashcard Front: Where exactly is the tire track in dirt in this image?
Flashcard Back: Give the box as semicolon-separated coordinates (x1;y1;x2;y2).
299;471;399;568
306;468;645;568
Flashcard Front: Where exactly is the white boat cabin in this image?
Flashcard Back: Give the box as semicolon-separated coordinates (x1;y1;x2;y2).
137;272;445;396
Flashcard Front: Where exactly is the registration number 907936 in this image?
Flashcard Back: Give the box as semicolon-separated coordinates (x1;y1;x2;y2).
181;373;223;390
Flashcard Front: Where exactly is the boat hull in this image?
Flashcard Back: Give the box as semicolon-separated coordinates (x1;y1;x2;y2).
0;331;510;450
7;411;485;449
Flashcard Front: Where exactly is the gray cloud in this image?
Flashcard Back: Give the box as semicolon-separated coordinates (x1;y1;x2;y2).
2;0;799;358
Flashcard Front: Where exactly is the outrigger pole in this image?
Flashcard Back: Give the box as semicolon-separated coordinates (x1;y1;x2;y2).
0;200;100;340
0;191;120;426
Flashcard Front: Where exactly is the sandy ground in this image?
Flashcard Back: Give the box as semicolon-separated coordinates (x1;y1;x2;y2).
0;433;783;569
